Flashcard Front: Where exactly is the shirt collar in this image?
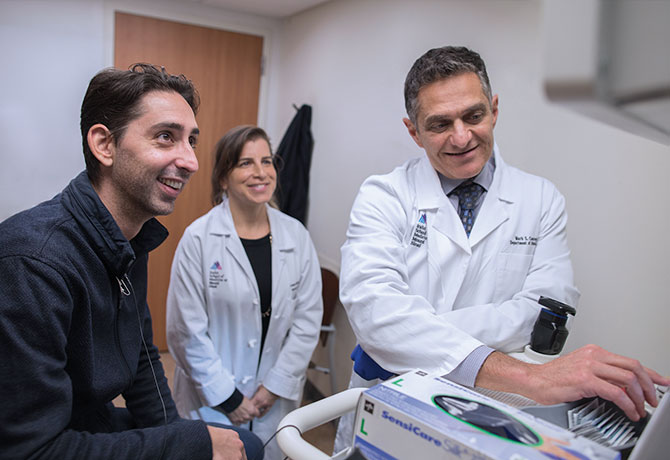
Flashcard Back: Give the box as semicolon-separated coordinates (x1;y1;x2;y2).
62;171;168;276
439;154;496;196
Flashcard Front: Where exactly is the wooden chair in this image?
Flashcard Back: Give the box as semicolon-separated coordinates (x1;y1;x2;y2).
308;267;339;395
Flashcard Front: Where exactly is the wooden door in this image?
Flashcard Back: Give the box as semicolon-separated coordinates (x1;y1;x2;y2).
115;12;264;350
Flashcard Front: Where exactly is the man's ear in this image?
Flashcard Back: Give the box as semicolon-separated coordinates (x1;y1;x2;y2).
402;117;423;148
87;124;115;167
490;94;499;129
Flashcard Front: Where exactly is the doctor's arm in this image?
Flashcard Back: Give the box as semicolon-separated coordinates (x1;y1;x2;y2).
476;345;670;421
438;182;670;418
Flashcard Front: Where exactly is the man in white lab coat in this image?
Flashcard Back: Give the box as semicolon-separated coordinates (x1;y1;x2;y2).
334;46;669;452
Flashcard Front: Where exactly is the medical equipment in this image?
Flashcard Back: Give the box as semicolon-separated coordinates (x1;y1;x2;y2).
505;296;577;366
530;296;576;355
277;375;668;460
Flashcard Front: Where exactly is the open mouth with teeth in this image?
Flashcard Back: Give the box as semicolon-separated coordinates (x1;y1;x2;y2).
159;178;183;191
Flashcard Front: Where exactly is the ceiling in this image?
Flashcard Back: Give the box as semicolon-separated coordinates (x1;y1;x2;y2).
184;0;332;18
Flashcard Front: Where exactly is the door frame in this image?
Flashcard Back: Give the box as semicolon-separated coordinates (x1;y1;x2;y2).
102;0;276;129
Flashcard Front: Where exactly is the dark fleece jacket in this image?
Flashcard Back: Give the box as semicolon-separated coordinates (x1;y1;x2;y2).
0;172;212;459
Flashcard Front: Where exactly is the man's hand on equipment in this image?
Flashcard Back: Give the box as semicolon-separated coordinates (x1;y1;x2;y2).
476;344;670;421
207;426;247;460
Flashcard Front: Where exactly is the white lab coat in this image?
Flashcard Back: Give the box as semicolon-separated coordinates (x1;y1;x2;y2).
166;199;323;460
341;146;580;377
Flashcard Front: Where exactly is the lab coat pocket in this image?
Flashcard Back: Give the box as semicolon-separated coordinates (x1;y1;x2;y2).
494;253;533;300
271;296;295;342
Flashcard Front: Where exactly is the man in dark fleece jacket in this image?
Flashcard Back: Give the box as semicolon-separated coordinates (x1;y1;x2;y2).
0;64;263;460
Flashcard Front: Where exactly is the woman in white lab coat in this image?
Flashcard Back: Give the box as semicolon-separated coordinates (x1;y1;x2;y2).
166;125;323;460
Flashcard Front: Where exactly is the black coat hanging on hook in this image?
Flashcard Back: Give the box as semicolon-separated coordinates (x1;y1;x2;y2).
275;104;313;225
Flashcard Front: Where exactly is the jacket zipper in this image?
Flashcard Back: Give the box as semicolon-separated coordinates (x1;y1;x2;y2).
115;274;134;390
117;275;131;298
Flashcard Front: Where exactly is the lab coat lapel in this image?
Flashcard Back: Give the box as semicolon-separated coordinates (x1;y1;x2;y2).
216;200;258;290
414;156;471;253
432;205;471;254
267;207;292;301
469;149;512;246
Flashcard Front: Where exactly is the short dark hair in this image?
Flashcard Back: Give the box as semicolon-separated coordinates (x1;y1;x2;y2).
211;125;274;206
404;46;492;125
80;63;200;182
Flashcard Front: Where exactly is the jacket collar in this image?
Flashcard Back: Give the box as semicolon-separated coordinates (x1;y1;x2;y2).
61;171;168;276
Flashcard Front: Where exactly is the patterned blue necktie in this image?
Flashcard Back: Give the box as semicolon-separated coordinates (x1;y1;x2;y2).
451;181;485;237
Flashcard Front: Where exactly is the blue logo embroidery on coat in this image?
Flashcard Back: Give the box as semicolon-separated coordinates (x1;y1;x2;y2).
410;213;427;248
208;261;225;288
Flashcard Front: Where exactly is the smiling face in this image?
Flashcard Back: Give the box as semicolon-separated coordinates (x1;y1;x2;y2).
222;138;276;211
403;72;498;180
100;90;199;233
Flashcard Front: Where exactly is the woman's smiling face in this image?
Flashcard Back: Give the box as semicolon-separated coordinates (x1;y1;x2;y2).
222;138;276;209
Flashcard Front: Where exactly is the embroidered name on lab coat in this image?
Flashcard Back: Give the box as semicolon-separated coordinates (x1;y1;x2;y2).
509;235;538;246
410;213;427;248
208;261;226;288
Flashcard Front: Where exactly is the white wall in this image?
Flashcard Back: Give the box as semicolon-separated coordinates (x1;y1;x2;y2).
0;0;283;220
276;0;670;393
0;0;104;219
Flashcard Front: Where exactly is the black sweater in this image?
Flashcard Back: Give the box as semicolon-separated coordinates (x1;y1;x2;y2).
0;172;211;459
